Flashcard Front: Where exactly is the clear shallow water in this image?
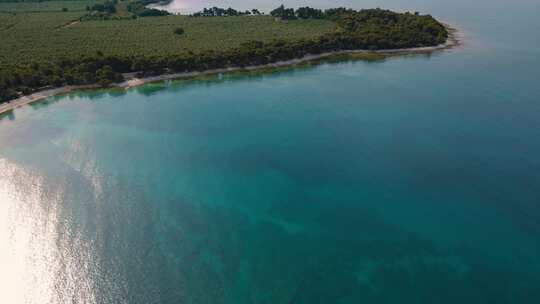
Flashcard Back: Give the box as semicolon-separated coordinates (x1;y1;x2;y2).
1;0;540;303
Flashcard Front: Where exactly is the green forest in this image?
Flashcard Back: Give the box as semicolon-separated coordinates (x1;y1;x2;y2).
0;1;448;103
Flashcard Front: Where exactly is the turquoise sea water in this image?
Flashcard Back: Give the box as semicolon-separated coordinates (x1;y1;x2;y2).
1;0;540;303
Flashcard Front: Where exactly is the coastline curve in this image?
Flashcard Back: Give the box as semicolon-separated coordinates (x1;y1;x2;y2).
0;25;460;117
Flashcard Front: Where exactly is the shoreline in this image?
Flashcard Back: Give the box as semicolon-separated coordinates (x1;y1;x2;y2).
0;26;459;116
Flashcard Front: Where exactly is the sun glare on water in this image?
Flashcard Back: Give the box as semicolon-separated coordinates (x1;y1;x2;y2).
0;159;95;304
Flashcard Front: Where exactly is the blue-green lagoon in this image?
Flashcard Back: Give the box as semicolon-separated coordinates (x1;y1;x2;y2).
1;0;540;303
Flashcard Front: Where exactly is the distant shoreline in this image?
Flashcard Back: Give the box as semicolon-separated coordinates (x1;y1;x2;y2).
0;26;459;116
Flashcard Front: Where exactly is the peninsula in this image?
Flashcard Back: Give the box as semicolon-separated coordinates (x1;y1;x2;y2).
0;0;450;107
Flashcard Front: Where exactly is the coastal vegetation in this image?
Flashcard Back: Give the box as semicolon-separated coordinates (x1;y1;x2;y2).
0;1;448;103
192;7;260;17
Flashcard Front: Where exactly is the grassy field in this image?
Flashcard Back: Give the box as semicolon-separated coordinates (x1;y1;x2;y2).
0;0;100;12
0;1;337;67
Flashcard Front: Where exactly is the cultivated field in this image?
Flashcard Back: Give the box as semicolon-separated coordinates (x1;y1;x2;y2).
0;1;337;67
0;0;100;12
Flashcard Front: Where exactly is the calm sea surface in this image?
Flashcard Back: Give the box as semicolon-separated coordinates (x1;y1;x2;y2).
1;0;540;303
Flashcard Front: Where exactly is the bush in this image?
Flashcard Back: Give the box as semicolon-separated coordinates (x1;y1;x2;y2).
174;27;185;35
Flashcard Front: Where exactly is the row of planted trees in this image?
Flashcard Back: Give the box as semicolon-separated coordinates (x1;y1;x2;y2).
190;5;321;19
192;7;262;17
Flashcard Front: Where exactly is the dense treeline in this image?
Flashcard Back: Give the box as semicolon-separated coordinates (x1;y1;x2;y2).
0;7;448;103
192;7;262;17
295;7;324;19
87;0;116;14
270;5;296;20
127;0;169;17
269;5;334;20
328;8;448;48
82;0;169;19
